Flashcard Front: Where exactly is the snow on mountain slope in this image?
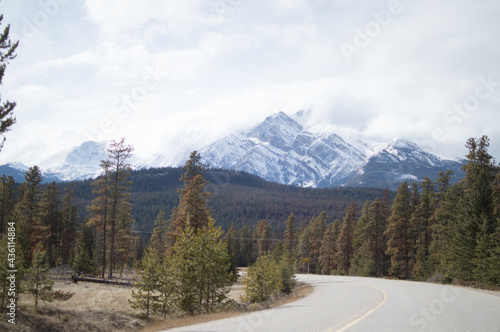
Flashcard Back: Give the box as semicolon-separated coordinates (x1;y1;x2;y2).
202;112;370;187
343;137;465;188
41;141;109;181
201;112;466;189
2;112;467;189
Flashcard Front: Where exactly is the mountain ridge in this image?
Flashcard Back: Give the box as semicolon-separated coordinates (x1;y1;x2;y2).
200;112;466;189
1;112;466;189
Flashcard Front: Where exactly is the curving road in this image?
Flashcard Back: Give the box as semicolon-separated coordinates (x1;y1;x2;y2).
164;274;500;332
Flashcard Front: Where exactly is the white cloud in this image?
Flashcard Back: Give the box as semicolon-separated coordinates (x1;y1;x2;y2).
0;0;499;166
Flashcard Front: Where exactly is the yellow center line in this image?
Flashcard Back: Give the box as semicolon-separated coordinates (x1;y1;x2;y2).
330;283;388;332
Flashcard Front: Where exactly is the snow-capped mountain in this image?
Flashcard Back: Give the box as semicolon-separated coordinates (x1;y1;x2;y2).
201;112;368;187
200;112;466;189
343;138;465;189
2;111;466;188
42;141;109;181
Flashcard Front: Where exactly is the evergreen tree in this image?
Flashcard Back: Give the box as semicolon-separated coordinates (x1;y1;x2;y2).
385;182;413;279
430;182;462;274
154;252;178;317
40;182;61;267
243;254;282;303
448;136;497;282
226;222;239;278
309;211;327;273
297;223;311;273
130;247;159;319
87;160;111;279
337;204;357;275
319;222;336;274
0;13;18;150
411;177;436;279
150;210;169;257
107;138;134;278
352;201;374;276
59;189;77;265
369;199;389;277
171;151;211;234
26;244;53;308
114;199;134;273
72;244;94;275
238;225;254;267
172;218;232;314
254;219;272;257
283;213;298;254
278;250;296;294
17;166;44;265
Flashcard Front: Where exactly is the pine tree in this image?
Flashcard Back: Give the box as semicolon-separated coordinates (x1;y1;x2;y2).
17;166;44;265
254;219;272;257
430;181;462;275
310;211;327;273
352;201;374;276
297;223;311;273
448;136;497;282
87;160;111;279
26;244;53;308
278;250;296;294
171;151;212;234
319;223;336;275
59;189;77;265
130;247;159;319
283;213;298;254
385;182;413;279
238;225;254;267
150;210;169;257
369;199;389;277
107;138;134;279
243;254;282;303
114;199;134;274
172;218;232;314
154;252;178;317
337;204;357;275
0;14;18;150
411;177;436;279
226;222;239;278
73;244;94;275
40;182;61;267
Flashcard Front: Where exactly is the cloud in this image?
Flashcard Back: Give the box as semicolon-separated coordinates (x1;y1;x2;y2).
0;0;499;166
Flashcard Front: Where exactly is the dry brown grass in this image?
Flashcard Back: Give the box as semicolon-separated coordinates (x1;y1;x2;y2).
0;278;144;332
0;274;313;332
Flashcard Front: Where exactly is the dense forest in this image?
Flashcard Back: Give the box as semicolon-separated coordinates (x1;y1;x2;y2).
59;165;389;235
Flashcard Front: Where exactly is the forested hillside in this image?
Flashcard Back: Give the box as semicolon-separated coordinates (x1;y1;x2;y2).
61;166;389;235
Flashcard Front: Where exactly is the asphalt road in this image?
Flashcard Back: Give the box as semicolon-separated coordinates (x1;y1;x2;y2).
164;274;500;332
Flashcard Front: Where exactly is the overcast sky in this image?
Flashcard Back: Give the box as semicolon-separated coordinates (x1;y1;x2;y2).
1;0;499;167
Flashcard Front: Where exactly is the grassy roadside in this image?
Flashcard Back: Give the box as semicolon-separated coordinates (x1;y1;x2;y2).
0;277;313;332
142;282;313;332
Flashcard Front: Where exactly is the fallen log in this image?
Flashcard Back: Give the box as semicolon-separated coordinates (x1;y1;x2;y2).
71;274;132;286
